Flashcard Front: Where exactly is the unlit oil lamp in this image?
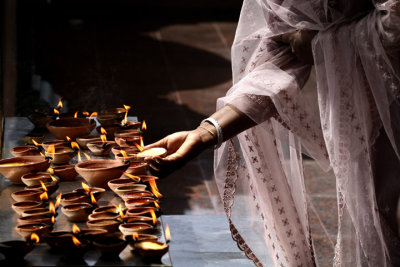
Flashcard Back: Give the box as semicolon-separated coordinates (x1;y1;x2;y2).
122;162;148;176
10;145;40;157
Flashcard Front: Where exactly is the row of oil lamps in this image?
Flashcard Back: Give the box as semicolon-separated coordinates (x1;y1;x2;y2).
0;102;171;263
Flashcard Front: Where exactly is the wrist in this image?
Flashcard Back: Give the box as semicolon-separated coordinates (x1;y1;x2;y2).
195;124;217;148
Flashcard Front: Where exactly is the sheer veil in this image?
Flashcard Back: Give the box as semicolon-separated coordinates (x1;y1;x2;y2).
214;0;400;266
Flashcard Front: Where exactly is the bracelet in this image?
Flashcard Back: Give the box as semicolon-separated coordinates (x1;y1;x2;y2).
201;118;223;149
198;126;216;138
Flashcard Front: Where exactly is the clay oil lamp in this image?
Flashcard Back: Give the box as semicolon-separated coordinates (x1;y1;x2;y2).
114;184;147;197
123;216;157;226
125;198;160;209
40;140;67;151
122;162;148;176
46;117;96;140
0;240;35;261
119;222;154;236
28;107;54;129
21;172;53;186
11;189;43;202
88;211;120;221
15;223;52;240
17;214;55;225
126;207;161;218
75;159;130;188
96;124;120;139
12;201;43;215
134;240;169;261
112;146;138;156
0;156;50;184
44;233;89;258
76;135;101;149
42;231;72;250
108;177;140;193
86;218;121;233
93;235;127;259
93;205;126;214
114;129;142;138
61;203;93;222
48;165;77;181
101;107;126;121
21;199;58;217
115;150;144;163
87;141;117;156
60;192;90;206
120;190;154;202
73;182;106;201
45;145;75;165
10;145;40;157
24;181;59;196
97;114;120;126
71;224;108;242
125;233;158;247
114;135;140;147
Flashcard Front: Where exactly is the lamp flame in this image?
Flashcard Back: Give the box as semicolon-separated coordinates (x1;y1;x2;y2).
154;201;160;209
72;224;81;234
149;179;163;198
57;97;63;109
142;120;147;130
46;144;56;159
100;134;107;145
149;209;157;225
90;192;97;205
72;236;82;247
122;105;131;125
78;151;82;162
40;152;45;157
132;232;139;241
49;201;56;214
82;111;89;116
82;152;91;160
134;143;144;152
30;233;40;243
48;168;54;175
55;193;62;209
51;216;55;224
122;172;140;182
50;175;58;183
81;182;91;193
40;191;48;201
32;139;40;146
165;224;171;242
140;136;144;148
71;141;80;150
74;111;78;118
66;136;71;142
120;150;128;160
53;108;60;115
40;181;48;192
117;204;125;219
100;127;107;135
89;112;98;122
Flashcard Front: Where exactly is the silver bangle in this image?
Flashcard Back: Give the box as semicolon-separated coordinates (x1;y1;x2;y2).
201;118;223;149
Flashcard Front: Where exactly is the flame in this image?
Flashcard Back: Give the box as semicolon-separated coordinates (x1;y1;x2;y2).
149;179;163;198
46;144;55;159
48;168;54;175
134;143;144;152
122;172;140;182
71;141;80;150
66;136;71;142
72;236;82;247
72;224;81;234
154;201;160;209
57;97;63;109
74;111;78;118
90;192;97;204
140;136;144;148
117;204;125;219
82;111;89;116
89;112;98;122
40;181;48;192
139;241;168;250
51;216;55;224
123;105;131;125
82;152;91;160
100;134;107;144
132;232;139;241
32;139;40;146
165;224;171;242
40;152;45;157
142;120;147;130
30;233;40;243
49;201;56;214
149;209;157;225
40;191;48;201
120;150;128;160
50;175;58;183
78;151;82;162
81;182;90;193
53;108;60;115
55;193;62;209
100;127;107;135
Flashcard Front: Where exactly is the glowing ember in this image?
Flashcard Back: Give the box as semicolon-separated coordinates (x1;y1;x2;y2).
71;141;80;150
82;152;91;160
66;136;72;142
32;139;40;146
57;97;63;109
74;111;78;118
72;224;81;234
138;241;168;250
82;111;89;116
55;193;62;209
30;233;40;243
53;108;60;115
122;172;141;182
149;179;163;198
81;182;91;193
122;105;131;125
48;168;54;175
40;192;48;201
90;192;97;205
142;120;147;130
100;127;107;135
51;216;55;224
132;232;139;241
72;236;82;247
50;175;58;183
165;224;171;242
140;136;144;148
49;201;56;214
40;181;48;192
149;209;157;225
134;143;144;152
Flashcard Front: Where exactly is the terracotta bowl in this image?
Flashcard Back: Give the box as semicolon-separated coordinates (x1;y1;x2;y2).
114;136;140;147
107;178;140;193
0;240;34;260
45;146;75;165
21;172;53;186
15;223;52;240
134;240;169;259
73;187;106;201
120;190;155;202
122;162;148;176
93;205;126;214
61;192;90;206
61;203;93;222
119;222;154;236
137;148;167;158
125;198;159;209
41;140;67;151
114;185;147;197
46;118;96;140
10;146;40;157
93;235;127;259
111;146;138;156
126;207;161;218
87;141;117;156
75;159;130;188
75;135;101;150
42;231;72;249
21;208;56;218
23;135;45;145
17;214;54;225
12;201;44;215
25;182;59;196
0;156;50;184
88;211;120;221
124;234;158;245
86;219;121;233
97;114;120;126
115;152;144;163
11;189;43;202
28;112;54;129
51;164;78;181
123;216;156;226
114;130;142;138
119;121;141;130
101;108;126;120
96;125;121;139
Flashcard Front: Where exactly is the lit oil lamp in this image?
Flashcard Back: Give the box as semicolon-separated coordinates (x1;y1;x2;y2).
76;135;102;150
125;197;160;209
134;240;169;261
0;156;50;184
120;190;155;202
111;146;138;156
21;203;58;217
124;232;158;247
11;189;43;202
17;214;55;225
72;182;106;202
61;203;93;222
24;180;59;196
93;235;127;259
118;221;155;236
87;133;117;156
123;215;157;226
114;184;147;197
45;145;75;165
21;172;53;186
86;218;121;233
46;118;96;140
42;231;73;251
23;134;45;146
10;145;40;157
115;135;140;148
93;205;126;215
15;223;52;240
11;201;43;215
107;177;140;193
88;211;120;221
122;162;148;176
49;165;78;181
71;224;108;242
40;140;67;151
60;191;89;206
126;207;161;218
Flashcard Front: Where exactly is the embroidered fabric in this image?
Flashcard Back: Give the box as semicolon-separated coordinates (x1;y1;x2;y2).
214;0;400;266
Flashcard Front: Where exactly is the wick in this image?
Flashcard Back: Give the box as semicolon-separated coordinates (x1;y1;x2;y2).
102;143;107;149
45;156;53;161
124;160;130;165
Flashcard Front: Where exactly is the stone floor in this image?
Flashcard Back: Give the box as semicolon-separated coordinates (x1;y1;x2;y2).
13;1;337;265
